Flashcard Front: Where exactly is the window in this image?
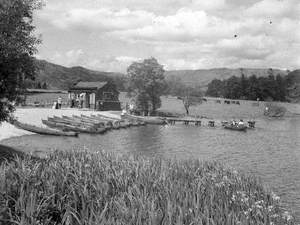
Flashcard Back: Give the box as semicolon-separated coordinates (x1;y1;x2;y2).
103;92;113;100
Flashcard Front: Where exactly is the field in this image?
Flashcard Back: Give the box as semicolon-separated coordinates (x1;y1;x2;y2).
0;150;295;225
21;92;300;121
119;92;300;119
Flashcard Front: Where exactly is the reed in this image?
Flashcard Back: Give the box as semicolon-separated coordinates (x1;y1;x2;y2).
0;150;295;225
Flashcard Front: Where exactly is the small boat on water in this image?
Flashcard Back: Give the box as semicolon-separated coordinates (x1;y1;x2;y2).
224;124;247;131
11;120;78;137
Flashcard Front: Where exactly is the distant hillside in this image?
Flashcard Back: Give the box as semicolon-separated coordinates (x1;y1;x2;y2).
34;60;124;90
33;60;296;102
285;70;300;103
165;68;289;88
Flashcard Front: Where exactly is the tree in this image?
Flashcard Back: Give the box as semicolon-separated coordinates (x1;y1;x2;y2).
42;82;47;89
179;87;203;115
206;79;224;97
275;74;286;101
0;0;41;122
240;72;248;99
127;58;166;115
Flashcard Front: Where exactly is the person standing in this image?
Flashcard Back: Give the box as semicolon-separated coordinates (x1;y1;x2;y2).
57;96;62;109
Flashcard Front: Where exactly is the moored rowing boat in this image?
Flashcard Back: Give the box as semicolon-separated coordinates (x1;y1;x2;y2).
42;119;107;134
224;124;247;131
11;120;78;137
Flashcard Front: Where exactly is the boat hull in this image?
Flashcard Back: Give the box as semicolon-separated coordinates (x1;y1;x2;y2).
224;125;247;131
11;120;78;137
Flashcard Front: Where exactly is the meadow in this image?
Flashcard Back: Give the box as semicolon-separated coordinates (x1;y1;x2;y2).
25;92;300;120
0;150;295;225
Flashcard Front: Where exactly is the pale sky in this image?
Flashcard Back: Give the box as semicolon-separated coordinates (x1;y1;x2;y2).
34;0;300;72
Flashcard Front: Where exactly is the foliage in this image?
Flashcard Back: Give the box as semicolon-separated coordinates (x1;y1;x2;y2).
284;70;300;103
178;87;203;115
0;150;295;225
164;77;204;115
206;71;288;101
0;0;41;122
165;76;203;97
127;58;166;115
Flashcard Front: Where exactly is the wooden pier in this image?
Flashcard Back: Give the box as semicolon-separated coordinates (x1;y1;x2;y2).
165;117;255;128
166;118;202;126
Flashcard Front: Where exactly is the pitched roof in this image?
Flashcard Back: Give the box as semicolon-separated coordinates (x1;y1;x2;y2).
73;81;108;89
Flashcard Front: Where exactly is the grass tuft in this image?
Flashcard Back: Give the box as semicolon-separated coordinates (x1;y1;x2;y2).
0;150;295;225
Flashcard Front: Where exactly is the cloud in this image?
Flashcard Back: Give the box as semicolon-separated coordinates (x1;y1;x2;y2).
49;49;84;67
34;0;300;71
39;8;154;31
245;0;299;18
111;8;240;42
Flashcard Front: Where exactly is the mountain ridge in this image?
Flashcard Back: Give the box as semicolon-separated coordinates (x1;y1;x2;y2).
32;59;299;103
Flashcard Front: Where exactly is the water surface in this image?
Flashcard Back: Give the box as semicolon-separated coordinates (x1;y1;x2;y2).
2;117;300;220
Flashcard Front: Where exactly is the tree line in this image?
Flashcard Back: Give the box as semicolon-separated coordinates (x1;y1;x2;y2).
206;71;287;101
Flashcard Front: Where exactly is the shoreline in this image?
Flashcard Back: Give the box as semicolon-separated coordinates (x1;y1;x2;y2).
0;107;121;142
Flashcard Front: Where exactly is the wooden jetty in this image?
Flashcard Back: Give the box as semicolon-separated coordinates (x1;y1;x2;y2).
165;117;202;126
11;120;78;137
122;113;166;125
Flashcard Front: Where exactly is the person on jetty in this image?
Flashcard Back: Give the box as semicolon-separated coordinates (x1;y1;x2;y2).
57;96;62;109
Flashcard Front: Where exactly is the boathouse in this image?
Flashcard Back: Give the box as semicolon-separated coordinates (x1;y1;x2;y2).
68;81;121;111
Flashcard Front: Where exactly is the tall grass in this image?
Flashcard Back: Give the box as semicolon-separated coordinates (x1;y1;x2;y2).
0;150;295;225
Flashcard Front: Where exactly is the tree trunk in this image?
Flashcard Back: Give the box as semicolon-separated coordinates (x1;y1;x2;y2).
185;106;189;115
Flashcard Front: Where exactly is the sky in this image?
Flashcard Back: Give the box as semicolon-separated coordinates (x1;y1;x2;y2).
33;0;300;72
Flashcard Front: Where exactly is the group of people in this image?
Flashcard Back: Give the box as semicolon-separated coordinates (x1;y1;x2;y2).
231;119;245;126
70;94;85;108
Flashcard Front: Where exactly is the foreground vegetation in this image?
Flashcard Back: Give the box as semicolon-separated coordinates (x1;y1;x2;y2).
0;151;295;225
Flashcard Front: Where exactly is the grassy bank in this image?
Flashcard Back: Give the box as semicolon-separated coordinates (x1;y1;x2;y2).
0;151;294;225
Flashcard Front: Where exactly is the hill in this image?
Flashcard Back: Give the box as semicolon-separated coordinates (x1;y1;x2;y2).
33;60;298;103
165;68;289;88
33;60;124;90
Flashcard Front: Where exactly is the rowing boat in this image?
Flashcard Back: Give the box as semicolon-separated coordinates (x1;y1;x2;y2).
11;120;78;137
224;124;247;131
42;120;107;134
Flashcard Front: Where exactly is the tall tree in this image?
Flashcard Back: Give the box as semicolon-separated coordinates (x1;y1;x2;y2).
0;0;41;122
127;58;166;115
206;79;224;97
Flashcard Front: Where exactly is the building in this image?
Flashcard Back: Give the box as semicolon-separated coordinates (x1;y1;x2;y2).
68;81;121;111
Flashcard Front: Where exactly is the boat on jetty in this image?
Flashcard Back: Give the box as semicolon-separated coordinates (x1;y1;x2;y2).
122;113;166;125
92;114;146;127
42;119;107;134
224;124;247;131
11;120;78;137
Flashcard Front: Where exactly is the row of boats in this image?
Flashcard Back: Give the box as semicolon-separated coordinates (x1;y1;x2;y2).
11;114;145;137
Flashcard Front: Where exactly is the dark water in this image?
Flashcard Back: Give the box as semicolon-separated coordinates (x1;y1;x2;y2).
2;117;300;220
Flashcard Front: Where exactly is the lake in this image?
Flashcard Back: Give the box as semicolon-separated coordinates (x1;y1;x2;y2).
1;116;300;221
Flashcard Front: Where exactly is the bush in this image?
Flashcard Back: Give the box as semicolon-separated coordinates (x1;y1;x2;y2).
0;151;295;225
